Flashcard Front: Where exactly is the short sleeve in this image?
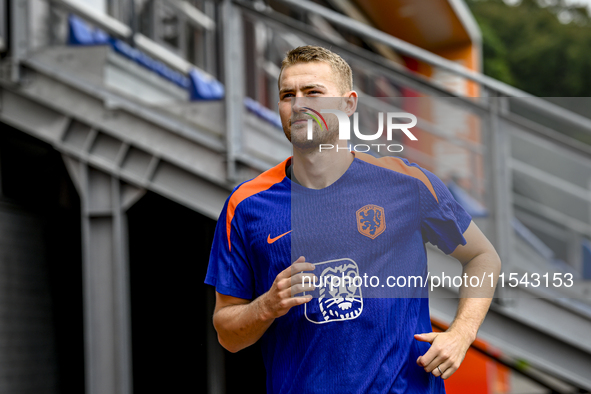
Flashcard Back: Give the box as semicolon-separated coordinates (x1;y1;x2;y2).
204;197;255;300
419;170;472;255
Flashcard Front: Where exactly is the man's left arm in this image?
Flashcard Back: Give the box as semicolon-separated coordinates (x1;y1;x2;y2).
415;220;501;379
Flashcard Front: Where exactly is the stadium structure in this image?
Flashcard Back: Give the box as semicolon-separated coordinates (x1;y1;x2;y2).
0;0;590;393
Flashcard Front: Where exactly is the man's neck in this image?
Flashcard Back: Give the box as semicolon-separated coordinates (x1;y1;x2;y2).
291;142;354;189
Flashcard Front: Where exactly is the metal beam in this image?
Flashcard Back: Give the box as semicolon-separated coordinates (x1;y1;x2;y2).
62;157;140;394
0;46;285;215
513;194;591;238
9;0;28;83
222;0;245;181
53;0;132;38
164;0;216;31
487;97;513;297
0;85;232;219
511;158;591;201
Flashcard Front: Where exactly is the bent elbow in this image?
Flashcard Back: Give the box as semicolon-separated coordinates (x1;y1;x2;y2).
217;334;242;353
213;319;242;353
213;316;235;352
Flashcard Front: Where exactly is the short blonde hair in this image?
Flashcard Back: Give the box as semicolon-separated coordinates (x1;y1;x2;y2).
278;45;353;94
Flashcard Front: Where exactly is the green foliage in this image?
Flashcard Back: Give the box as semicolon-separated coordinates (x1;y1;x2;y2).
467;0;591;96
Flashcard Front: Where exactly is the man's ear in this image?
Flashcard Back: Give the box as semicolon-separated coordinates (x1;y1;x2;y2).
343;91;358;117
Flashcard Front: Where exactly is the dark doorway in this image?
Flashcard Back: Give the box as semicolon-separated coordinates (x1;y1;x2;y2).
0;126;84;394
127;191;267;393
128;192;215;392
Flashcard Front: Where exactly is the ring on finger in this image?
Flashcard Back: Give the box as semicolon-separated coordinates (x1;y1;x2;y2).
437;366;443;375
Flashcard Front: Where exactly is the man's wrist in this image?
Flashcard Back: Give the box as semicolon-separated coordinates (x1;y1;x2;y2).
447;322;477;344
254;292;274;322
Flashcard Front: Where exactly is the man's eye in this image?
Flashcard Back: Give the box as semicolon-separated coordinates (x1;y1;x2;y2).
282;93;294;99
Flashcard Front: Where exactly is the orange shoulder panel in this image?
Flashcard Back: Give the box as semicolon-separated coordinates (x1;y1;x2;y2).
226;158;290;251
354;152;438;203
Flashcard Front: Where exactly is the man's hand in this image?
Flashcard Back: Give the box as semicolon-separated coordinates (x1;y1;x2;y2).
411;221;501;378
213;256;315;353
414;330;473;379
259;256;316;320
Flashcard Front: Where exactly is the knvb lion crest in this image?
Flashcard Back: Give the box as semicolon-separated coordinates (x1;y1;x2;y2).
356;204;386;239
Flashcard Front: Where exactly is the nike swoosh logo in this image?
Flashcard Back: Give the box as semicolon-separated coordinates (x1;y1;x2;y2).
267;230;292;244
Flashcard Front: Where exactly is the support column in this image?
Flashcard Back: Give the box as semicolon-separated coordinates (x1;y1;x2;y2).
64;156;145;394
222;0;245;182
488;96;512;301
9;0;28;83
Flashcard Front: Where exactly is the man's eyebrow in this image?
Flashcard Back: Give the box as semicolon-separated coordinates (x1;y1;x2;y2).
302;84;327;90
279;84;327;95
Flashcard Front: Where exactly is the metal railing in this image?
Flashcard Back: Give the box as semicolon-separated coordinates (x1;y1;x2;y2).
38;0;216;76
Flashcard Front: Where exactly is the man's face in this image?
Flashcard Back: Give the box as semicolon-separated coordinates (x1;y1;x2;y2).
278;62;350;151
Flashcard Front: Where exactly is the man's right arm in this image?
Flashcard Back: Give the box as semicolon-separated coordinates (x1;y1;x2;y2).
212;257;315;353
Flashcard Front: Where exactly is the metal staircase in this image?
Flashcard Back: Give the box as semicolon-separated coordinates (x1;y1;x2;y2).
0;0;590;392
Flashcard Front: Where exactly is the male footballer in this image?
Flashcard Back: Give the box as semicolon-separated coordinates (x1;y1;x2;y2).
205;45;501;393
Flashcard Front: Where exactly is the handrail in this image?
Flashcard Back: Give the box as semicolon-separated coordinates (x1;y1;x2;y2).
133;33;193;74
164;0;216;31
56;0;132;37
51;0;215;78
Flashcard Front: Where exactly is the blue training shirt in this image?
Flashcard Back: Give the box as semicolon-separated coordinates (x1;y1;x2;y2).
205;152;472;394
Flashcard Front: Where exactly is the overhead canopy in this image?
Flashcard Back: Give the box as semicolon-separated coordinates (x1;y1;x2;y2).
350;0;481;52
331;0;482;96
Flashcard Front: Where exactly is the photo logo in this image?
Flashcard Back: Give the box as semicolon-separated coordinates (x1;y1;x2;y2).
356;204;386;239
303;108;418;153
305;109;417;141
303;107;328;140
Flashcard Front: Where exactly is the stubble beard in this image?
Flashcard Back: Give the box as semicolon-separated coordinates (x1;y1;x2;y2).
283;117;339;153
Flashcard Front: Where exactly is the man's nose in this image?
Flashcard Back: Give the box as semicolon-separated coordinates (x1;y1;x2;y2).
291;96;307;113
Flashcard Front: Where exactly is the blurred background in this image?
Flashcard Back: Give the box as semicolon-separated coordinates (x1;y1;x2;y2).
0;0;590;393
